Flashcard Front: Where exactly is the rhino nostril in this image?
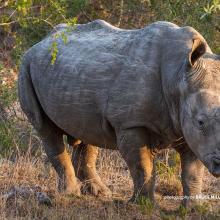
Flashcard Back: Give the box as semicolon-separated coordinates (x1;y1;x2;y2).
212;158;220;177
213;160;220;167
213;157;220;163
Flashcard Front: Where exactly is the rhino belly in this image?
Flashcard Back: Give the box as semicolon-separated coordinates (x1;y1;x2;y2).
40;96;117;149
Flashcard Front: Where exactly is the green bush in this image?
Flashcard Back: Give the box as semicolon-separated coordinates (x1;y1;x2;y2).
0;0;85;64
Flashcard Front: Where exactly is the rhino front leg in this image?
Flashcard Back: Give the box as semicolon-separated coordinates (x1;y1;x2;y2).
118;128;156;202
39;121;81;196
176;145;204;208
68;138;111;196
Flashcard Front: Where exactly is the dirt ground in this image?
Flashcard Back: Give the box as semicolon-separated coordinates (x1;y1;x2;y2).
0;149;219;220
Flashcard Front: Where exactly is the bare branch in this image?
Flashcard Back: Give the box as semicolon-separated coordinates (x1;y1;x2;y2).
80;8;92;22
0;21;17;26
0;17;55;28
117;0;124;27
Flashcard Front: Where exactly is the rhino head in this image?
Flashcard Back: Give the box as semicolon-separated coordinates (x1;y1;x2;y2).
179;38;220;177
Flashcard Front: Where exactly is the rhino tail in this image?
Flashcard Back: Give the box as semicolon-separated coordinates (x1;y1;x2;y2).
18;57;43;131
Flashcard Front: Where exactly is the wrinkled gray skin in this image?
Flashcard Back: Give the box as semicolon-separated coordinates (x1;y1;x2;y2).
18;20;220;207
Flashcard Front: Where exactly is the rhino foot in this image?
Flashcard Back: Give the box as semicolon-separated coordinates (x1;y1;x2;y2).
82;179;111;197
65;181;82;197
70;142;111;197
181;198;206;211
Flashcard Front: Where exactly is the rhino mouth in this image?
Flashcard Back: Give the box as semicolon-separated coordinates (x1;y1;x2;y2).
203;154;220;177
211;157;220;177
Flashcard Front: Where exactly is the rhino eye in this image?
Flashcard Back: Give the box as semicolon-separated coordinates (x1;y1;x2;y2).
198;120;204;126
196;115;208;130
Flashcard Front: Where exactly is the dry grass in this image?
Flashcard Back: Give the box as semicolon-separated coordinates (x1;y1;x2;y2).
0;148;219;220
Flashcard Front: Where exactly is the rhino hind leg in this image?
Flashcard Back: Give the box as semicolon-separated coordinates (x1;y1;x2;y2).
176;144;204;208
117;127;156;203
39;118;81;196
68;137;111;197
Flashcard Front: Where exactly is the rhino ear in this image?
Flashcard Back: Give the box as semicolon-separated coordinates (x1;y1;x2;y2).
189;38;206;66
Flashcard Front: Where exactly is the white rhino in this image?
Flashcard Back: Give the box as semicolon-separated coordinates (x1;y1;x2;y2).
18;20;220;207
